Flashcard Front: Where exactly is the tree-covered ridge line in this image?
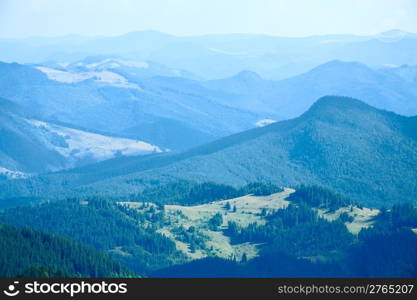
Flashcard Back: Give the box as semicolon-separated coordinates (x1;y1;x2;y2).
132;181;283;205
0;223;133;278
288;185;353;210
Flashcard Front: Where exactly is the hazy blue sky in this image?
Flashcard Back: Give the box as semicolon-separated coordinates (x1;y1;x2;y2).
1;0;416;38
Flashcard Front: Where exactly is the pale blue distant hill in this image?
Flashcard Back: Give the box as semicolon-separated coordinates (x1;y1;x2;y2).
1;30;416;79
204;60;417;118
0;60;261;152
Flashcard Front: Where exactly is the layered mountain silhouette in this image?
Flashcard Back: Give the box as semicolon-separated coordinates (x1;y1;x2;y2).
1;96;416;207
204;60;417;118
2;59;417;156
0;61;260;151
1;30;417;80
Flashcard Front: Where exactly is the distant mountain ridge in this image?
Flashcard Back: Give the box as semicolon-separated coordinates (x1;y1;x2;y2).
0;61;261;151
1;59;416;154
204;60;417;118
1;30;417;79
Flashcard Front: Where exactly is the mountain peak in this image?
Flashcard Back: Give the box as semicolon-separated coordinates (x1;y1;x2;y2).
377;29;409;38
312;60;370;72
301;60;376;83
120;30;174;39
304;96;375;117
233;70;262;81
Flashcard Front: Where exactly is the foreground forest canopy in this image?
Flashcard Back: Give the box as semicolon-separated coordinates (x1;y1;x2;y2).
1;183;416;277
0;223;132;278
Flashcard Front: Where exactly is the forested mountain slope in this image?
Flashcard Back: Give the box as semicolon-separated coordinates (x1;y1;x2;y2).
1;96;416;207
0;223;132;277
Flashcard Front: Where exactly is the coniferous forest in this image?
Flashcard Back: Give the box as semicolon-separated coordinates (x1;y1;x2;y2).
0;183;416;277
